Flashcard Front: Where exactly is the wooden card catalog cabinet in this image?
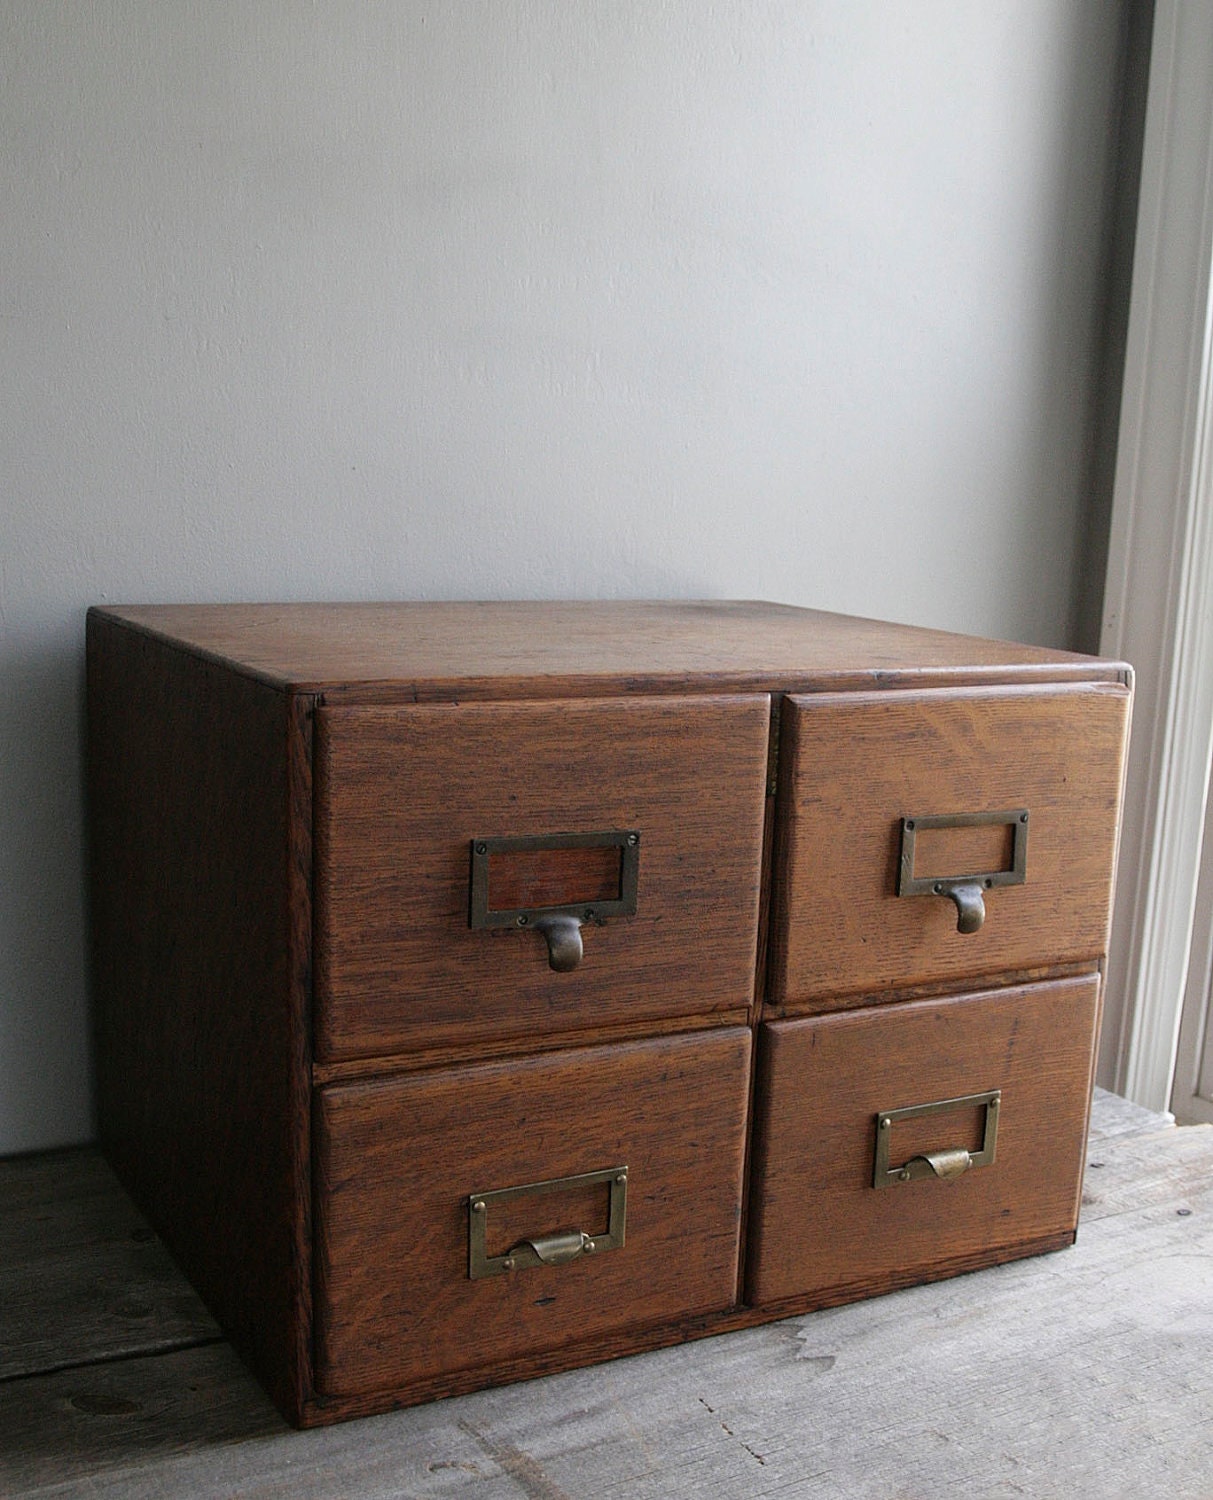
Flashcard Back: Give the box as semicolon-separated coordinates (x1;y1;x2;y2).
87;602;1131;1426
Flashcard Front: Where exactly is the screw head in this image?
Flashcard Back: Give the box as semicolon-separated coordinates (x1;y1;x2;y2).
475;842;487;855
627;833;639;846
472;1200;486;1214
516;914;529;926
503;1256;515;1271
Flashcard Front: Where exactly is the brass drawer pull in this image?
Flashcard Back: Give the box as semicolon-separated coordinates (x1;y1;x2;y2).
469;831;641;971
532;914;584;973
468;1166;628;1279
873;1090;1000;1188
897;810;1029;933
520;1229;594;1265
912;1147;974;1180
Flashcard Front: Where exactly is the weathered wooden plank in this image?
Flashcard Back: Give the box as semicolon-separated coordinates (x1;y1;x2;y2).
5;1108;1213;1499
0;1343;283;1496
0;1149;149;1260
1082;1121;1213;1221
12;1177;1213;1500
0;1150;219;1379
1086;1083;1173;1141
0;1242;223;1382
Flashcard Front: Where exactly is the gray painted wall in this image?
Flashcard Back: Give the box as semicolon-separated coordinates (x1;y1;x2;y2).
1;2;1128;1152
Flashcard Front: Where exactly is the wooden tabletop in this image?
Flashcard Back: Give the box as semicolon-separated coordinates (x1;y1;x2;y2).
88;601;1128;701
4;1089;1209;1499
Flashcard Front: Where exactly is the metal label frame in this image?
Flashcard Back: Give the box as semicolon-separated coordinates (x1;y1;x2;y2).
468;1166;628;1280
873;1090;1001;1188
469;829;640;930
897;809;1029;898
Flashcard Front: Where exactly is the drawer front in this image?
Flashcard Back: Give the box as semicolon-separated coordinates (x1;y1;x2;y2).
745;975;1100;1308
768;684;1129;1006
314;1028;751;1397
314;695;769;1061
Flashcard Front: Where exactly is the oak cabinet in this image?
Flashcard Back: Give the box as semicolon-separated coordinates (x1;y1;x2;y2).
86;601;1130;1426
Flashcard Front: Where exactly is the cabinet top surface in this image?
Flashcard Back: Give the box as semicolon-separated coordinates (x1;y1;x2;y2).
89;600;1127;700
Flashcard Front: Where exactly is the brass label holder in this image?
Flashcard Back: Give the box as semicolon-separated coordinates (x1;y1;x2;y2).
469;830;640;971
468;1166;628;1280
897;809;1028;933
873;1090;1001;1188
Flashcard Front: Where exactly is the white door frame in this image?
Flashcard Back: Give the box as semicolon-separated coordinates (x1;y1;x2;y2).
1172;786;1213;1121
1099;0;1213;1112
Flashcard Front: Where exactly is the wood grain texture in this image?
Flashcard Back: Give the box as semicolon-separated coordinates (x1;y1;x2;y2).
1086;1087;1173;1141
768;683;1131;1006
1080;1122;1211;1220
309;1006;753;1086
83;603;1133;1432
746;975;1101;1307
313;1029;752;1401
298;1236;1079;1427
314;696;769;1060
486;842;623;911
0;1149;219;1381
86;612;314;1424
0;1342;285;1495
90;601;1127;701
0;1148;162;1266
4;1095;1213;1498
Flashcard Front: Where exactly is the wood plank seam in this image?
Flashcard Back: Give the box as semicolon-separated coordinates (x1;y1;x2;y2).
0;1334;227;1389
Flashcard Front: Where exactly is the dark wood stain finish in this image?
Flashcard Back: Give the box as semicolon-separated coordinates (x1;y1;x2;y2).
87;612;314;1422
746;976;1102;1307
96;600;1126;699
313;696;770;1060
314;1029;751;1399
84;601;1132;1427
769;684;1131;1008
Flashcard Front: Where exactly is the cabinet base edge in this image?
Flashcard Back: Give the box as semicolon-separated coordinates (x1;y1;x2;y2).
287;1228;1076;1427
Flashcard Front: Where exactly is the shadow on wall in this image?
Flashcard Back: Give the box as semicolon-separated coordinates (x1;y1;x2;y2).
0;619;94;1152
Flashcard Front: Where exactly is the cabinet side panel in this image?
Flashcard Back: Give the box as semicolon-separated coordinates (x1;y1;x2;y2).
87;612;313;1421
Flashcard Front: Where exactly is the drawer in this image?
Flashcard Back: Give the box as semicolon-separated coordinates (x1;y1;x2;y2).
313;1028;752;1397
745;974;1100;1308
768;684;1129;1006
314;695;769;1061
